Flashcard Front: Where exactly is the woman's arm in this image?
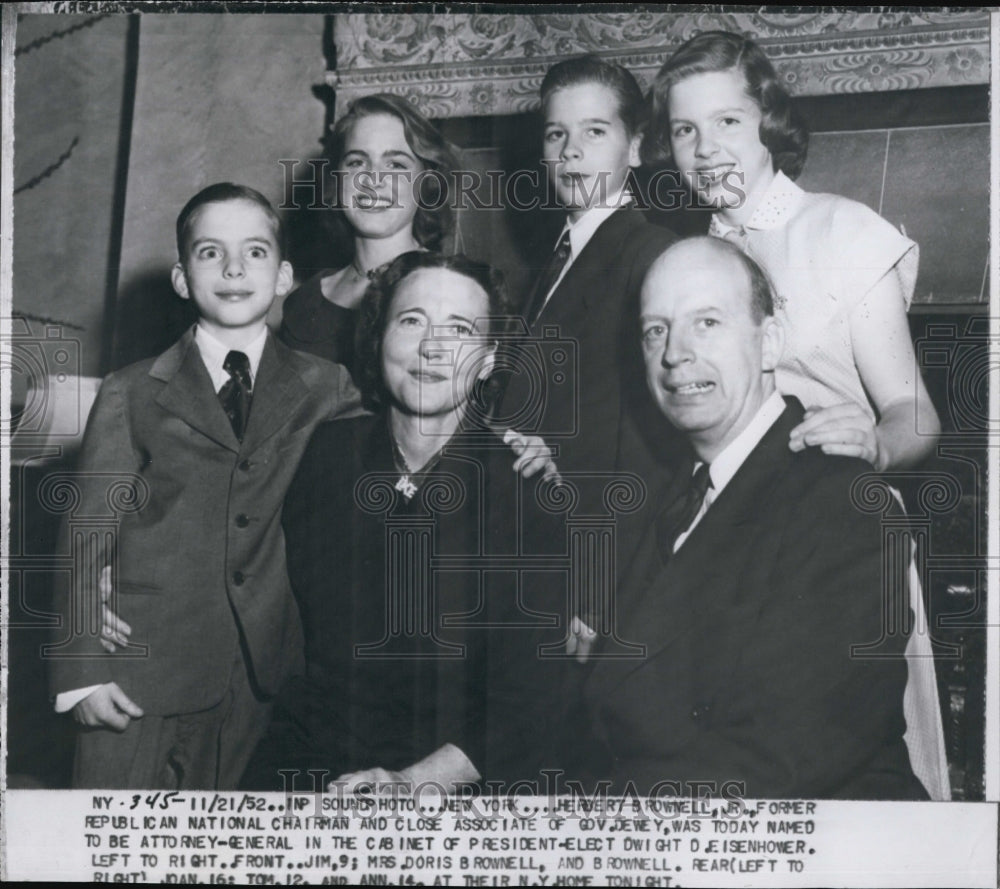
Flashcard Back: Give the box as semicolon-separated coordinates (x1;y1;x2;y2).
789;270;940;470
329;743;481;794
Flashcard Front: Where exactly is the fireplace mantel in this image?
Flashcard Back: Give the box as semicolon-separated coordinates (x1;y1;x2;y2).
329;11;990;119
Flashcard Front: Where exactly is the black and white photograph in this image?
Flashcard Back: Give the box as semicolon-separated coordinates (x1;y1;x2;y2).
2;5;997;886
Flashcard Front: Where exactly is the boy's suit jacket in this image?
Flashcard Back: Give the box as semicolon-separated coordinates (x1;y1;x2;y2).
577;398;924;800
48;329;362;715
501;206;677;485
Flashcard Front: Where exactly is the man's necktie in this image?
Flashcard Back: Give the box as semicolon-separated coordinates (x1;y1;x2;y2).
219;350;252;442
657;462;713;560
524;230;572;326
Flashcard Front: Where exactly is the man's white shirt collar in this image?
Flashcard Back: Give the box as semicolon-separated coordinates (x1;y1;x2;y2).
194;323;267;393
674;390;787;552
703;389;787;500
563;186;633;258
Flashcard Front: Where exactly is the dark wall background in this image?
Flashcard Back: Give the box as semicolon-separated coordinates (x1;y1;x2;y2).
12;14;133;379
11;12;329;380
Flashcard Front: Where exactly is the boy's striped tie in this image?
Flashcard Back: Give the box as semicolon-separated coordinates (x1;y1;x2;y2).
219;350;252;442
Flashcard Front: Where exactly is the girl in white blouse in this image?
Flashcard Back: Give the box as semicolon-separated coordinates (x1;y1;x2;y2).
644;30;940;471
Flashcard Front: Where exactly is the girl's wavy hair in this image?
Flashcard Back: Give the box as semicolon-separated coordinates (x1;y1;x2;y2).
354;251;514;413
642;31;808;180
327;93;459;251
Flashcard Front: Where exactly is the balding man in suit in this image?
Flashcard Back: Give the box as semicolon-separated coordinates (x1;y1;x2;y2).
572;237;926;800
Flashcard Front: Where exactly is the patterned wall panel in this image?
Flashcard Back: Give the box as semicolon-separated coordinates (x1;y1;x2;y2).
330;10;990;119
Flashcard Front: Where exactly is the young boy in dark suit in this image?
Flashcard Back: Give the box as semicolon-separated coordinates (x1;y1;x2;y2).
49;183;362;789
496;57;680;777
500;55;678;488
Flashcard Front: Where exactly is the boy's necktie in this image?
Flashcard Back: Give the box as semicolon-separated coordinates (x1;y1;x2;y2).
219;350;252;442
656;462;713;560
524;230;572;326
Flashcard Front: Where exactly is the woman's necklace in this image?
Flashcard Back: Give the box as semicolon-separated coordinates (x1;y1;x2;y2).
351;243;423;284
388;425;448;501
389;430;419;501
349;260;378;283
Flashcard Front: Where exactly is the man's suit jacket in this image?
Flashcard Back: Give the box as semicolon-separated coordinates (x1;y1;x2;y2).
578;398;924;800
48;329;362;715
500;206;678;486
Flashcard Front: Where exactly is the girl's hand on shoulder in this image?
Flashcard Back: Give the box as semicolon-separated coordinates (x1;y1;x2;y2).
789;403;882;468
504;429;561;481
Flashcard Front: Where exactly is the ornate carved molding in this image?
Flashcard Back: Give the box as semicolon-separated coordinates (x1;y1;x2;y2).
329;11;990;119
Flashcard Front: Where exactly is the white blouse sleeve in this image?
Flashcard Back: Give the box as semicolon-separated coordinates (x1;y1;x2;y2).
831;199;919;312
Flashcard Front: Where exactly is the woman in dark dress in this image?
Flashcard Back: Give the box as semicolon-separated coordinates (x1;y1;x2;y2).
243;252;571;792
279;94;457;375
